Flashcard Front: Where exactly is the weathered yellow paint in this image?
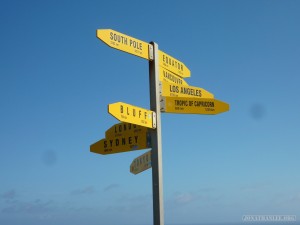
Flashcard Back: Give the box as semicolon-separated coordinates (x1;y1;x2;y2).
130;150;152;175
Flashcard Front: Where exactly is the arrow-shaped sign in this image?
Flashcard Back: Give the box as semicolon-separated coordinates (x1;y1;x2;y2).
160;80;214;99
96;29;151;60
108;102;156;129
105;122;148;139
130;150;152;175
90;133;151;155
159;67;189;86
159;50;191;78
160;96;229;115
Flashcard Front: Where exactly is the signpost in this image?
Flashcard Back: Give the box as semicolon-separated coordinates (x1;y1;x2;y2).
96;29;151;60
93;28;230;225
158;50;190;78
159;67;189;86
90;133;150;155
149;42;164;225
105;122;148;139
160;80;214;99
130;150;152;175
108;102;156;129
160;96;230;115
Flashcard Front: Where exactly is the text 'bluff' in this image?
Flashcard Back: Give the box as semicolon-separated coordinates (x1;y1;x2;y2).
120;105;149;119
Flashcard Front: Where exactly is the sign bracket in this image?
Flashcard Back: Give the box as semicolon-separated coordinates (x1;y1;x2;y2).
149;44;154;61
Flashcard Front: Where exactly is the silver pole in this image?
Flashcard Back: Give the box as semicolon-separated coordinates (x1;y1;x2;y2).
149;42;164;225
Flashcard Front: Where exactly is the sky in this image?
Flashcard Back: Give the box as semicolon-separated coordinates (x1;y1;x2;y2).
0;1;300;225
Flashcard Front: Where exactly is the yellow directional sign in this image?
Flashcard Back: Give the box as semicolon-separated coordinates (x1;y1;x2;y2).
105;122;148;139
160;80;214;99
90;133;151;155
158;50;191;78
130;150;152;175
160;96;229;115
159;67;188;86
108;102;156;129
96;29;150;60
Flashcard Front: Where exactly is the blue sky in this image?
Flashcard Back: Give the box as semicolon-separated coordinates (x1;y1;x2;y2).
1;1;300;225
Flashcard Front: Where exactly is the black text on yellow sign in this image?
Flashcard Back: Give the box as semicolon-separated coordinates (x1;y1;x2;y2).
90;133;151;155
105;122;148;139
158;50;191;78
160;80;214;99
160;96;230;115
108;102;156;129
96;29;150;60
159;67;189;86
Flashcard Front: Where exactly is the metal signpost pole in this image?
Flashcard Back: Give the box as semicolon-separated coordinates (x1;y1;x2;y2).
149;42;164;225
